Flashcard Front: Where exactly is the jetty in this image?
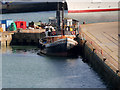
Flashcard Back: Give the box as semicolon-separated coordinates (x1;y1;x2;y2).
80;22;120;88
0;29;45;46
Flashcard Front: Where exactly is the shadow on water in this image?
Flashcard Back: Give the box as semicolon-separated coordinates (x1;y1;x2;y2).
2;45;80;61
38;53;80;61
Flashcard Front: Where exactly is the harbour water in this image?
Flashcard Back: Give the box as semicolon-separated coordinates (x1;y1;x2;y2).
2;46;106;88
1;10;118;25
1;11;106;88
1;11;68;25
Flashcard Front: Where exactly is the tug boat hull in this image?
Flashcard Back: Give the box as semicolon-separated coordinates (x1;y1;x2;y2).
39;37;78;57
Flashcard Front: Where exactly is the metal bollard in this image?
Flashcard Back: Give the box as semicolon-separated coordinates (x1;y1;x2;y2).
93;48;96;52
91;41;92;45
116;70;119;74
101;50;103;55
83;22;86;24
95;49;97;53
103;57;106;61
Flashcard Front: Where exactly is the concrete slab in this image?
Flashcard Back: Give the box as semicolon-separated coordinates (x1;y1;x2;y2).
80;22;119;72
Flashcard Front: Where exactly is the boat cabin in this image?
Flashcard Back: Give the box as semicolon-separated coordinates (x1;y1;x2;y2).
64;18;79;30
44;18;79;37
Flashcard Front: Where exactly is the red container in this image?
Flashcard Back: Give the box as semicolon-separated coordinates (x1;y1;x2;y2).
15;21;27;30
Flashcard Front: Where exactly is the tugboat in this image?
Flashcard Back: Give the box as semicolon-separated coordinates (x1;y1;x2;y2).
38;34;78;56
38;1;80;57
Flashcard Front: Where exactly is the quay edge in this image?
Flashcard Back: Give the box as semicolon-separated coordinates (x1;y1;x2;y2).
79;22;120;88
82;40;120;88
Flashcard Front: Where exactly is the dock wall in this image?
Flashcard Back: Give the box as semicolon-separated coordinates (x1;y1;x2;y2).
11;33;45;46
79;22;120;88
82;40;120;88
0;29;45;46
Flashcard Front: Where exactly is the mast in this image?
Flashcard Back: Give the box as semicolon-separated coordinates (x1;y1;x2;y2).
56;2;61;31
62;0;65;36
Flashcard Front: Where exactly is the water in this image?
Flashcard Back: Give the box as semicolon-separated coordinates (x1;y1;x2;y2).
1;10;118;26
1;11;106;88
68;11;119;24
1;11;67;26
2;46;106;88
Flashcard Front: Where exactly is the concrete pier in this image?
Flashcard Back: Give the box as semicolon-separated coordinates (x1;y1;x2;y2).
80;22;120;88
11;29;45;46
0;29;45;46
0;32;14;46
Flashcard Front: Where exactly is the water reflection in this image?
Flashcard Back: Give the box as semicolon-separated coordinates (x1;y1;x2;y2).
0;46;12;54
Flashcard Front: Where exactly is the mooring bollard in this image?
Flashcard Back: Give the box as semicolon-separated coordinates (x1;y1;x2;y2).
116;70;119;74
91;41;92;45
103;57;106;61
93;48;96;52
95;49;97;53
83;22;86;24
101;50;103;55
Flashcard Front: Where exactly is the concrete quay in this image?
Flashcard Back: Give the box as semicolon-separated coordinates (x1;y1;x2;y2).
0;32;14;46
0;29;45;46
80;22;120;88
10;29;45;46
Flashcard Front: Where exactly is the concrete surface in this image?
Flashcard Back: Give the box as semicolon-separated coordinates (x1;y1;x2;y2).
80;22;119;73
